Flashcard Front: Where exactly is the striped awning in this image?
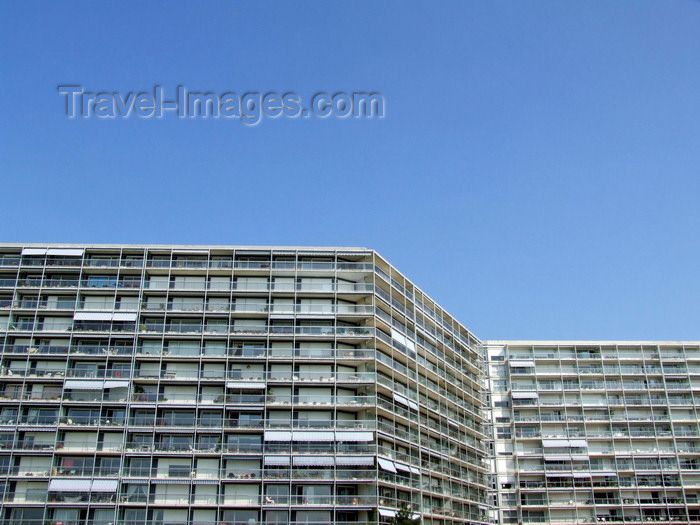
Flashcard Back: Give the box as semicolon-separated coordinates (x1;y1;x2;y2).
21;248;47;255
64;380;104;390
512;392;538;399
264;431;292;442
151;479;191;484
74;312;113;321
264;456;291;466
335;456;374;466
542;440;570;447
47;248;84;256
394;463;412;473
226;382;266;390
335;431;373;442
74;312;137;321
291;431;335;442
393;393;409;406
510;360;535;367
112;312;137;321
378;458;397;473
293;455;334;466
48;479;92;491
91;479;119;492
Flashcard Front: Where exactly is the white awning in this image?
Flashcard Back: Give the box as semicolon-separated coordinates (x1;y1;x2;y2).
264;456;291;466
227;382;266;390
378;458;397;473
74;312;113;321
91;479;118;492
407;400;419;411
393;393;409;406
264;431;292;442
569;439;588;448
378;509;397;518
293;455;334;466
394;462;412;473
335;431;374;442
291;431;335;442
591;472;617;477
512;392;538;399
22;248;47;255
47;248;84;256
510;360;535;367
64;380;104;390
335;456;375;466
103;380;130;389
112;312;137;321
542;440;570;447
570;455;590;461
49;479;92;491
409;466;421;475
151;479;191;484
545;455;573;461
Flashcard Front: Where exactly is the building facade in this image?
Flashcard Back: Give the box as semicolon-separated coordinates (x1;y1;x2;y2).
487;342;700;525
0;244;489;525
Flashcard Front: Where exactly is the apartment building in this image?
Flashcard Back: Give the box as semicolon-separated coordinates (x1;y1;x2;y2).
0;244;489;525
487;342;700;525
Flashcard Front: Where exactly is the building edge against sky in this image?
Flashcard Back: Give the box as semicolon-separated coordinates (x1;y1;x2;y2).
0;244;489;525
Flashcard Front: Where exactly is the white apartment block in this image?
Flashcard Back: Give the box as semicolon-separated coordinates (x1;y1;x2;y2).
487;342;700;525
0;244;489;525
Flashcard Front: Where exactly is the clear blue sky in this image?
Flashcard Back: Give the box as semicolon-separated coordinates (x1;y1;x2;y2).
1;1;699;341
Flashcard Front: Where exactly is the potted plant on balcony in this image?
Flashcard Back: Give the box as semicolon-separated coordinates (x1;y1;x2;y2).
388;505;421;525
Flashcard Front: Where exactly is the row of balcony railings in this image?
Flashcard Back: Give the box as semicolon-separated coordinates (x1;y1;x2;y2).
513;395;698;407
5;493;381;506
3;301;375;314
4;467;383;480
7;513;493;525
0;345;373;359
5;477;459;496
0;417;376;431
516;463;688;473
0;368;376;382
523;459;699;471
507;349;693;360
511;366;698;376
0;393;376;411
1;442;377;456
0;279;374;292
514;428;700;439
0;450;483;483
5;495;480;519
513;446;700;455
0;256;375;271
513;413;698;423
0;521;402;525
514;383;697;393
4;323;374;336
